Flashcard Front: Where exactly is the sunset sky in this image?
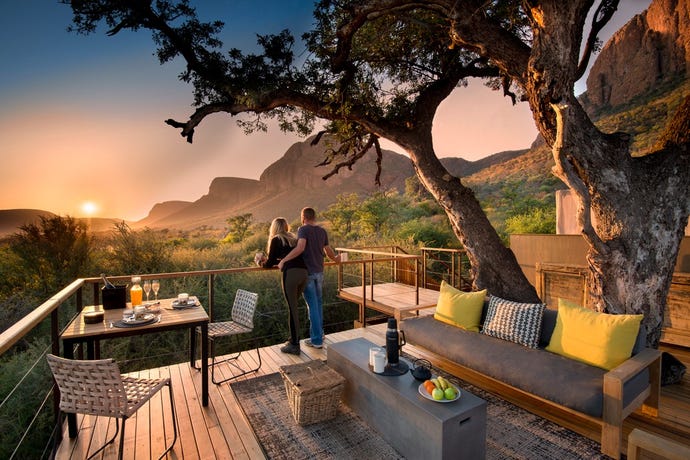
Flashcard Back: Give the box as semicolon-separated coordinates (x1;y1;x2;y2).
0;1;651;221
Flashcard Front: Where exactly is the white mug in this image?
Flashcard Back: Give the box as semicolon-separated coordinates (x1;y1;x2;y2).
369;346;382;367
373;351;386;373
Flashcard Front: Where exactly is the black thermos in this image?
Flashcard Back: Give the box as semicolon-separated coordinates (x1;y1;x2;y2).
386;318;400;365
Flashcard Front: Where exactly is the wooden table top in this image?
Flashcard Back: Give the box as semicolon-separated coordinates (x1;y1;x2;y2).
60;297;209;341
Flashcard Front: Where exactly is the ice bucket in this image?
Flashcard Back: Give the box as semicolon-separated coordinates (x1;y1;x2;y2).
102;285;127;310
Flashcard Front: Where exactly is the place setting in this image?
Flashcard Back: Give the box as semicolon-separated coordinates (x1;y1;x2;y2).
112;305;161;328
168;292;200;310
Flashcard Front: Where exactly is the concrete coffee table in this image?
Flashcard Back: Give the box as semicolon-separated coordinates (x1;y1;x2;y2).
329;338;486;460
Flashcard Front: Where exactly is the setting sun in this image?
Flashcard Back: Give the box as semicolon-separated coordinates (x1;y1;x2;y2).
81;201;98;216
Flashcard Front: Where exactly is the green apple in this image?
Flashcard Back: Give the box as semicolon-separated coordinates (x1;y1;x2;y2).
432;388;444;400
444;387;457;400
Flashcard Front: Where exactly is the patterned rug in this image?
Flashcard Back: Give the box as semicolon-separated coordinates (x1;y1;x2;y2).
230;370;606;460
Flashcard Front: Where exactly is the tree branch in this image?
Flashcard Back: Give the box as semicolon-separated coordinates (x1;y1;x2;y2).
165;103;228;143
318;133;380;183
576;0;619;80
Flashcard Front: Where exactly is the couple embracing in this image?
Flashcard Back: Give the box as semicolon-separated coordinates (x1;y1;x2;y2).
257;207;341;355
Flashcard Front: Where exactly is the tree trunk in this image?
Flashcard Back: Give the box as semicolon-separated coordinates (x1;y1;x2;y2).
76;0;690;347
526;2;690;346
392;131;540;302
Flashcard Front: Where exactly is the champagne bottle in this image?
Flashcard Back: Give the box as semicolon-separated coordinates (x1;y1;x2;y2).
101;273;116;289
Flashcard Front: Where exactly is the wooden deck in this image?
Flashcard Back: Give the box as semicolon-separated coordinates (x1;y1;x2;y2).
54;323;690;460
338;282;439;324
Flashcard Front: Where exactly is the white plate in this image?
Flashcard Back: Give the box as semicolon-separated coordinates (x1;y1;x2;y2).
418;382;461;403
123;313;156;325
171;297;198;308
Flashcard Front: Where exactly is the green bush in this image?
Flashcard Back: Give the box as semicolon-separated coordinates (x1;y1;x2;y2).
505;207;556;235
396;216;456;247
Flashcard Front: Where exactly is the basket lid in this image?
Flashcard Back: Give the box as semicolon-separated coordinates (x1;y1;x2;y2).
279;360;344;394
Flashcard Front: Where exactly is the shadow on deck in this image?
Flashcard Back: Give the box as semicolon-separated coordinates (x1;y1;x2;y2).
54;323;690;460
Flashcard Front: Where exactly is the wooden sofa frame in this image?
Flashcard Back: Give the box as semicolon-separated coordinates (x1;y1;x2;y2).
405;341;661;459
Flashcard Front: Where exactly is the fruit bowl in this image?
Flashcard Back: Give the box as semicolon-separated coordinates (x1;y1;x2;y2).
418;379;461;403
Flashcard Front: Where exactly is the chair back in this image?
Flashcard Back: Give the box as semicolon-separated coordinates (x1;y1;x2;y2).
231;289;259;329
47;354;128;417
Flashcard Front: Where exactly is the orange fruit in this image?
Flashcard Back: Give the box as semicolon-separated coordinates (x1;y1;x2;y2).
423;380;435;395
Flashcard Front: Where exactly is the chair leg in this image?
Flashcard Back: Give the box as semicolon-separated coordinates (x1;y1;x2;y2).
159;381;178;459
86;417;120;460
210;340;262;384
118;418;127;460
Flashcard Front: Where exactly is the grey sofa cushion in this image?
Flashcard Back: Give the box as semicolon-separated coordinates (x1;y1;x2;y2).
401;315;649;418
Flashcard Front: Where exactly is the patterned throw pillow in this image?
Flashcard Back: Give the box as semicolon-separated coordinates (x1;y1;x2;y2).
481;296;545;348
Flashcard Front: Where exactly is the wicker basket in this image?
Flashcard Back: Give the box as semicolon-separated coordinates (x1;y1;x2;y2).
279;360;345;425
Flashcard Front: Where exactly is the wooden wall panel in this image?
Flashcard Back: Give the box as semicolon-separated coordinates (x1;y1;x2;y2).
536;264;690;347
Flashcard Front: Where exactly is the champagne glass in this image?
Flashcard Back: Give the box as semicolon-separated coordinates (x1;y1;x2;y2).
143;280;151;303
152;280;160;301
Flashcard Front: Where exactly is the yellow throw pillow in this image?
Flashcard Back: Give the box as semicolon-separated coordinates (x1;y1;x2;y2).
433;281;487;332
546;302;643;370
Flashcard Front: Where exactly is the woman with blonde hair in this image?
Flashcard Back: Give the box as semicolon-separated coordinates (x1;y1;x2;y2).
256;217;307;355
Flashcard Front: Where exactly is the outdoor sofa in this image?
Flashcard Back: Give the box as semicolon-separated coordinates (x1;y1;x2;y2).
400;282;661;459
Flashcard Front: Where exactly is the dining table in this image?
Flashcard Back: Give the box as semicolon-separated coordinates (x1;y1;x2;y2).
59;297;209;438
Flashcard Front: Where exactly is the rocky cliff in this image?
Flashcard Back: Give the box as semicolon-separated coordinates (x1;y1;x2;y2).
259;135;413;193
134;133;525;231
135;135;415;229
585;0;689;109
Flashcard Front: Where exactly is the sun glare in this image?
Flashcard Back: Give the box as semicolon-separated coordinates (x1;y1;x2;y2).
81;201;98;216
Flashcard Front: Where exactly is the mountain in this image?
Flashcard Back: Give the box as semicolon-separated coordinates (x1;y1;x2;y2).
0;209;123;238
583;0;689;112
135;136;415;229
0;209;56;237
133;135;528;230
140;0;688;232
3;0;686;235
441;149;527;178
0;141;525;236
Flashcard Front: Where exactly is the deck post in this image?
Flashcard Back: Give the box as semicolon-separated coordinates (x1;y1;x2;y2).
360;261;367;326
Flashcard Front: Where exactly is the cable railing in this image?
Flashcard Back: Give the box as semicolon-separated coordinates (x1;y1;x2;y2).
336;247;421;307
333;246;472;325
0;247;467;458
420;247;472;291
0;263;352;460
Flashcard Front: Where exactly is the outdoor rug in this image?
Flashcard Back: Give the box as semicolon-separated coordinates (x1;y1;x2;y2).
230;371;606;460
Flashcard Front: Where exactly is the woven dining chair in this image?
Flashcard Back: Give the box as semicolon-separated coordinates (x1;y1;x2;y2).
197;288;262;384
47;354;177;460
